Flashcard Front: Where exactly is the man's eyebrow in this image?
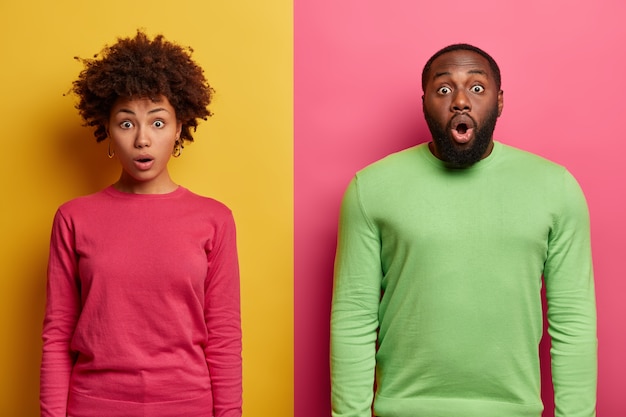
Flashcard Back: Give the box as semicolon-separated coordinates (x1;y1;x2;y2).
433;71;451;79
433;69;488;80
467;69;488;76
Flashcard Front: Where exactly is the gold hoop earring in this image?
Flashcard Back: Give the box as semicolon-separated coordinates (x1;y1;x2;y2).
172;139;183;158
108;142;115;158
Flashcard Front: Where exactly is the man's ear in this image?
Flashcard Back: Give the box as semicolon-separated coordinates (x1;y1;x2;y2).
497;90;504;117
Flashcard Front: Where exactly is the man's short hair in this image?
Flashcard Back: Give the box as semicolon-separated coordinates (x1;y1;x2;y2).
421;44;502;92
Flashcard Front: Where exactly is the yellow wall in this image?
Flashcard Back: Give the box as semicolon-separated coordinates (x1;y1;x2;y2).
0;1;293;416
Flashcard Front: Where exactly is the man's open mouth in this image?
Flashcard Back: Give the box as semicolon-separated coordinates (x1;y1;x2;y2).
450;116;475;144
455;123;469;134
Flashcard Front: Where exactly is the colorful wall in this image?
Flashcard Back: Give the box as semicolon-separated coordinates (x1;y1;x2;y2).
294;1;625;416
1;0;624;416
0;1;292;416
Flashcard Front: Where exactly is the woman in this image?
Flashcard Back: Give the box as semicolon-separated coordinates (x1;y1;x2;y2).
40;31;242;417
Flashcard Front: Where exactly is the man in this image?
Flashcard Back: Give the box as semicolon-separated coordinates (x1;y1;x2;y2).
330;44;597;417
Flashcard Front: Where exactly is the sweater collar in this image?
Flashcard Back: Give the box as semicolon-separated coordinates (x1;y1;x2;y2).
420;140;501;171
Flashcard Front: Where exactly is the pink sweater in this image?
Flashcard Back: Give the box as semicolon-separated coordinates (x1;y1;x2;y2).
41;186;242;417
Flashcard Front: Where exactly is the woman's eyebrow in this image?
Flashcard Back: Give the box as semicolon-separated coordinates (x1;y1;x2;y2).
113;107;170;115
148;107;170;114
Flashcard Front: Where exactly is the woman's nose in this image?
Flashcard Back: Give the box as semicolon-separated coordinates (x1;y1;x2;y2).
134;126;150;148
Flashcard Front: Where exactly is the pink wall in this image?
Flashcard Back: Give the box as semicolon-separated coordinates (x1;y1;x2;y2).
295;1;626;416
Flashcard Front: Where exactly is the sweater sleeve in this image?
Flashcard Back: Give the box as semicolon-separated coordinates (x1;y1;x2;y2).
204;211;242;417
331;177;382;417
543;170;597;417
41;209;81;417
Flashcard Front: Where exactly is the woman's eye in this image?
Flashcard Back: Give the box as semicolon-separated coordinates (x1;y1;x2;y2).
120;121;133;129
471;85;485;93
438;86;451;95
153;120;165;128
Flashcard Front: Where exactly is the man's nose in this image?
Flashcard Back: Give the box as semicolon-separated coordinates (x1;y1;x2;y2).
451;90;471;112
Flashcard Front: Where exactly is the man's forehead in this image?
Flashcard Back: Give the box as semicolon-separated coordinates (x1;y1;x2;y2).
428;50;493;79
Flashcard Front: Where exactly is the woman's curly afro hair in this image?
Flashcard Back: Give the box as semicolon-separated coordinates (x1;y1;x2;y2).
72;30;213;143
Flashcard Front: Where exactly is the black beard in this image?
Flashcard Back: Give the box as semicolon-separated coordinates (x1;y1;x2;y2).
424;106;499;168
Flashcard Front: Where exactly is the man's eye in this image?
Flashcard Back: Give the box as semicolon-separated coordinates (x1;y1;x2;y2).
471;85;485;93
153;120;165;128
438;87;451;95
120;121;133;129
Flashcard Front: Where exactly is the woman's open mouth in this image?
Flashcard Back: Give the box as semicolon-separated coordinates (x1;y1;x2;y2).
134;156;154;170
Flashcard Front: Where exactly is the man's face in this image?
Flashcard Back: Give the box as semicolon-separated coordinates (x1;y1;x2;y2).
422;50;503;168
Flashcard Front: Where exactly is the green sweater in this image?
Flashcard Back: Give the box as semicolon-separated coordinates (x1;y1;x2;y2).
331;142;597;417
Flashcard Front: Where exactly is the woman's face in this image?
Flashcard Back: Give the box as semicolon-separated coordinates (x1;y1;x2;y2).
107;95;182;194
